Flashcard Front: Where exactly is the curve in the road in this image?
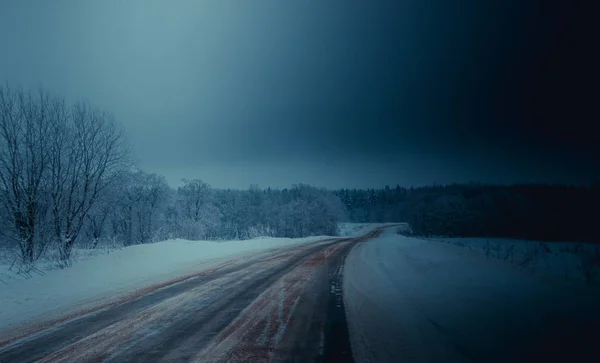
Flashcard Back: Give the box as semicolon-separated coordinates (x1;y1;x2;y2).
0;228;388;363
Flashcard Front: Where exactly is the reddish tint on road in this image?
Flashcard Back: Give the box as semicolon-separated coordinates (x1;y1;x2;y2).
0;228;388;363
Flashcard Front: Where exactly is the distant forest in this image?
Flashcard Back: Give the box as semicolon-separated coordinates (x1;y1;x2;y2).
335;184;600;243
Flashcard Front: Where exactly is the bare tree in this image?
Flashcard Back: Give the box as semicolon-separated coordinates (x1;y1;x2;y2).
84;183;120;248
114;171;169;246
0;85;53;266
47;101;129;264
135;173;169;243
178;179;210;222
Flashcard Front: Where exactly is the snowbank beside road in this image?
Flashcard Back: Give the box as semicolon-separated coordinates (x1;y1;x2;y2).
344;229;600;362
0;235;326;333
428;237;600;285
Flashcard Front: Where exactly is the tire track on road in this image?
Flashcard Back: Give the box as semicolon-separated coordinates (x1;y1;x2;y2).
0;240;341;362
0;227;389;362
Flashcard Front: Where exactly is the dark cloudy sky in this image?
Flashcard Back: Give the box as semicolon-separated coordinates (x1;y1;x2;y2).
0;0;597;189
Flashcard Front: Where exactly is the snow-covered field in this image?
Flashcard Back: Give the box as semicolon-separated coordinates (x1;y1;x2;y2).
344;229;600;362
426;237;600;285
0;235;329;333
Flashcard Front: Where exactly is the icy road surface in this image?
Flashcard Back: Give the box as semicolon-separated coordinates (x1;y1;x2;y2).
344;229;600;362
0;228;385;362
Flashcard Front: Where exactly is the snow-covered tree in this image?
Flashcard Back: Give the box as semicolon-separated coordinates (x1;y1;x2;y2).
0;86;56;265
178;179;210;222
114;171;169;246
47;101;129;263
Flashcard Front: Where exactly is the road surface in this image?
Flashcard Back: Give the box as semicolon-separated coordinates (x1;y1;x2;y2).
0;228;384;362
2;226;599;362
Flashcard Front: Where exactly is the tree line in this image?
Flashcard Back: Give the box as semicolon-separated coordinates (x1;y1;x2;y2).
0;86;346;269
86;177;346;248
335;183;600;242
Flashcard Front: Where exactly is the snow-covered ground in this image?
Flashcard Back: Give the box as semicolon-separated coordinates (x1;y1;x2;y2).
0;235;328;333
427;237;600;285
344;229;600;362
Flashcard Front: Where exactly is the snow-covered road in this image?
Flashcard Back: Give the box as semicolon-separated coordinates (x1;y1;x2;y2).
0;228;385;362
3;225;598;362
344;229;600;362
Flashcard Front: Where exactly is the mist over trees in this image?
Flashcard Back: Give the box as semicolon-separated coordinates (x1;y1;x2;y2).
0;86;347;270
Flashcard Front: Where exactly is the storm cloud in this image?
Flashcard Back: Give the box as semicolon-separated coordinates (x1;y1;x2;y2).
0;0;596;188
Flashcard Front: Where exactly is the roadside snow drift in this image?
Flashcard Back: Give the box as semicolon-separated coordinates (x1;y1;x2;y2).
428;236;600;285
